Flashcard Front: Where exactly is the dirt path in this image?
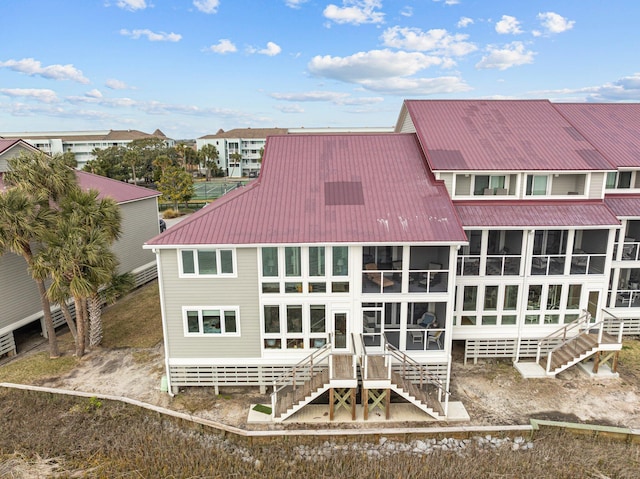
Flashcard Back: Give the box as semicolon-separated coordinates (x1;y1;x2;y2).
25;341;640;430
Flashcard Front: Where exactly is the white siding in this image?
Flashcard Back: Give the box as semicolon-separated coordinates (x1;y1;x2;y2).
589;172;606;199
158;248;261;359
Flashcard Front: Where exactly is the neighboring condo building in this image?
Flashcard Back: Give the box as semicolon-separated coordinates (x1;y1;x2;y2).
0;139;161;357
146;100;639;422
0;129;175;170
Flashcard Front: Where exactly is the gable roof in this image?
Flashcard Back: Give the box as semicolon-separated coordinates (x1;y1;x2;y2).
0;138;40;156
402;99;614;172
553;103;640;168
75;170;160;204
0;169;159;204
147;133;467;247
199;128;288;140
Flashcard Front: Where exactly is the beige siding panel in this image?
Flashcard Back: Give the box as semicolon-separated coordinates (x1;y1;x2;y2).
398;114;416;133
159;248;261;359
0;253;42;332
550;174;586;195
113;198;159;274
589;172;605;199
0;144;34;173
440;172;454;196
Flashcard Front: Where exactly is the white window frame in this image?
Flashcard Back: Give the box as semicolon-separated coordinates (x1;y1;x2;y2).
182;306;241;337
262;303;328;351
178;248;237;278
525;174;550;196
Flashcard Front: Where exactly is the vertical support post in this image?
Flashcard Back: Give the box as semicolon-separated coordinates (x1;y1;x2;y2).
351;388;356;421
612;351;619;373
592;351;600;374
329;388;335;421
363;388;369;420
385;388;391;420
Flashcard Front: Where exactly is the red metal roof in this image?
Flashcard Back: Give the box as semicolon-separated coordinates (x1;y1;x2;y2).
455;200;620;228
553;103;640;168
75;170;160;204
403;100;614;172
0;139;21;154
0;170;159;204
147;133;467;247
604;194;640;218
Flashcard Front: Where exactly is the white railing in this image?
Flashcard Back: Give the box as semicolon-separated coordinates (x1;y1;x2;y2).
536;310;604;374
457;255;480;276
610;289;640;308
485;254;521;276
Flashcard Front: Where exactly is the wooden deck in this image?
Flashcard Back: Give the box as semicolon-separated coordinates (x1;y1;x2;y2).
364;355;388;380
331;354;355;380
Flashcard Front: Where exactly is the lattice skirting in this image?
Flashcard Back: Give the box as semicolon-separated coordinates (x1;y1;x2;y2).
169;364;294;388
464;338;561;365
0;332;16;357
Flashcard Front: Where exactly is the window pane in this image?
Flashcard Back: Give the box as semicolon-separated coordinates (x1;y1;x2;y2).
567;284;581;309
285;247;301;276
181;250;195;274
187;310;200;333
528;285;542;310
605;172;616;189
220;250;233;274
264;306;280;333
504;285;518;310
262;247;278;277
619;171;632;188
287;305;303;333
224;310;237;333
482;315;497;325
332;282;349;293
502;315;517;325
484;286;498;310
262;283;280;293
202;309;221;333
310;305;326;332
463;286;477;310
333;246;348;276
547;284;562;310
309;247;325;276
198;250;217;274
533;176;547;195
309;282;326;293
490;175;505;189
474;175;489;195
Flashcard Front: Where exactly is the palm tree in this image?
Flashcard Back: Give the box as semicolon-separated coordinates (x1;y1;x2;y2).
35;187;122;357
199;144;219;181
88;272;134;347
0;188;60;358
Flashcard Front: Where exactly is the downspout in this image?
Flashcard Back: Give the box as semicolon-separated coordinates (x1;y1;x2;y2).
154;248;174;397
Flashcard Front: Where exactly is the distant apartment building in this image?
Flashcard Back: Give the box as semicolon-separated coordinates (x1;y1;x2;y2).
0;129;175;170
197;127;393;178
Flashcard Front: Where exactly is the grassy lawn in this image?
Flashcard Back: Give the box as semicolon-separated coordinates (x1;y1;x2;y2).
0;281;162;384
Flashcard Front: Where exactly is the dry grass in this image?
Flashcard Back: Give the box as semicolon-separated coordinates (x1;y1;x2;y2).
0;281;162;385
0;389;638;478
100;280;163;348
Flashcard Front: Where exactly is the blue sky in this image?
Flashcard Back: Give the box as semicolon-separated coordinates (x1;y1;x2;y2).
1;0;639;140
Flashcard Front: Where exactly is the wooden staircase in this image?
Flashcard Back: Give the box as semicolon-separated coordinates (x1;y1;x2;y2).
389;371;445;418
530;312;623;377
272;368;331;420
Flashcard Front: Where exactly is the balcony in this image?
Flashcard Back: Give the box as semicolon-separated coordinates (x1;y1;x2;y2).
485;254;521;275
457;255;480;276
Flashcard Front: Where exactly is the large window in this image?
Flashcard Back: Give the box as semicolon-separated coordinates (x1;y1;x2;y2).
263;304;327;350
526;175;549;196
606;171;632;189
180;249;235;276
474;175;506;195
183;307;239;336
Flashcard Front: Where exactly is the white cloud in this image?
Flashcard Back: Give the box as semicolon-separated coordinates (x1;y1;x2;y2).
381;26;477;56
105;78;133;90
308;49;444;82
284;0;307;8
323;0;384;25
274;104;305;113
115;0;147;11
85;89;103;98
433;0;460;5
0;58;89;84
252;42;282;56
457;17;473;28
270;90;383;105
193;0;220;14
537;12;575;34
358;76;472;95
207;39;237;54
0;88;58;103
475;42;535;70
540;73;640;102
400;6;413;17
120;29;182;42
495;15;522;35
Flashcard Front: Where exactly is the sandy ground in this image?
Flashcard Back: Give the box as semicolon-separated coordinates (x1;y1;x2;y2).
13;340;637;431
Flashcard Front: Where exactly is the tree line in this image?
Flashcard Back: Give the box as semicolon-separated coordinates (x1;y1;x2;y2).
84;139;223;211
0;152;133;358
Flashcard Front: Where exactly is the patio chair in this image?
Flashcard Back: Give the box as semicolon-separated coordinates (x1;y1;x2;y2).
364;263;395;288
427;330;443;349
